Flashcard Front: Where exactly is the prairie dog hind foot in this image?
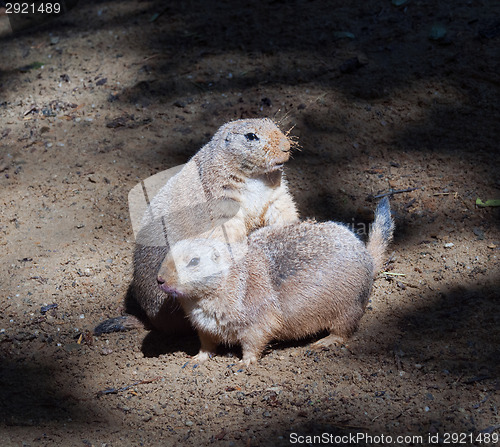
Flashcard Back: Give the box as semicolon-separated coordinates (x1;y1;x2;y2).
309;334;347;351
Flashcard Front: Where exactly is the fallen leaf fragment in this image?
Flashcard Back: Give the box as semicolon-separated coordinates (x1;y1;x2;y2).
476;198;500;207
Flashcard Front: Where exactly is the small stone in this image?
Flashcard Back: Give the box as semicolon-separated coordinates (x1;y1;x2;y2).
64;343;82;353
429;24;447;41
473;227;485;240
261;97;272;107
42;108;56;117
340;57;363;74
444;242;454;248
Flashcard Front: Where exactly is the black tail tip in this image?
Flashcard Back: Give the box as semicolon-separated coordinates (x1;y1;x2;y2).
376;196;391;215
375;196;394;241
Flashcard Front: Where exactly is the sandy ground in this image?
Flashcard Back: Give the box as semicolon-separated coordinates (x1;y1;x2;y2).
1;1;499;446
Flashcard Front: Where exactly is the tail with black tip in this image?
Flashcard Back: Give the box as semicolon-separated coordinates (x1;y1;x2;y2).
367;197;395;273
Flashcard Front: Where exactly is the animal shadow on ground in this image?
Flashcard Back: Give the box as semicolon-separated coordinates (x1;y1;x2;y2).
140;329;332;361
141;330;199;358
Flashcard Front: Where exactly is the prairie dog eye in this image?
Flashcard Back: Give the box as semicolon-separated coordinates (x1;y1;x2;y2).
244;132;259;141
187;257;200;267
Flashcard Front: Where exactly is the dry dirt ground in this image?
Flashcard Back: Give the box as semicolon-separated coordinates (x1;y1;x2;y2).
1;1;499;446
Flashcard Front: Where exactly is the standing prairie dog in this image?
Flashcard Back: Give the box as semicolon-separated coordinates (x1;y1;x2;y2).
95;118;299;335
137;117;299;247
157;198;394;365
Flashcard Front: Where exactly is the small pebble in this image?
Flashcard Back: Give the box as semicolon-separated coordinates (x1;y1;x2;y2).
40;303;58;314
444;242;454;248
473;227;485;240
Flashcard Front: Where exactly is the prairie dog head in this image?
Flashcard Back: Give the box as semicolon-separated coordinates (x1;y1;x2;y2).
213;118;292;175
157;238;246;298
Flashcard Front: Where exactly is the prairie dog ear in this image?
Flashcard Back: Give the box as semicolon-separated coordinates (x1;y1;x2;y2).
211;249;220;262
223;131;233;144
216;124;235;144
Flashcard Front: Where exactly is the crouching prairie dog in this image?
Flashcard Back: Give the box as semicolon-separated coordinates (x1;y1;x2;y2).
157;198;394;365
94;118;299;336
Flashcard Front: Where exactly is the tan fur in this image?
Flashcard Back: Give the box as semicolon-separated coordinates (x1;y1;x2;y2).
367;222;392;273
159;207;393;365
115;118;299;335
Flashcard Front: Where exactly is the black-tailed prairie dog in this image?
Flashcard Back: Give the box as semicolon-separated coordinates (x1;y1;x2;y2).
95;118;299;335
157;198;394;365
